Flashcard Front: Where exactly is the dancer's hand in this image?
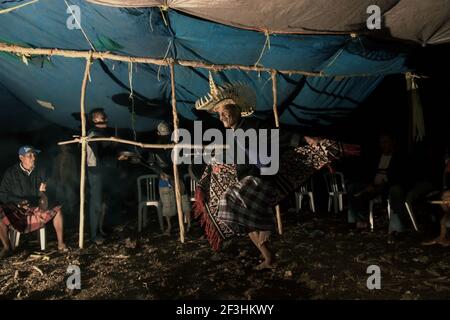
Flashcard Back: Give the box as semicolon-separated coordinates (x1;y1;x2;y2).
304;136;320;146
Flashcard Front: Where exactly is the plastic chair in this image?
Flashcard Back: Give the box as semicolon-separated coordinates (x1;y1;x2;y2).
324;172;347;214
184;174;197;202
369;197;419;232
137;174;163;232
9;227;46;251
369;196;390;232
295;178;315;213
404;201;419;232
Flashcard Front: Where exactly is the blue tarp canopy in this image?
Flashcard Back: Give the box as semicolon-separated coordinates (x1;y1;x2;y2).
0;1;414;132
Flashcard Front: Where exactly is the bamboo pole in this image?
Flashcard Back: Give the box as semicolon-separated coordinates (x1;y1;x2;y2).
271;70;283;235
78;53;93;249
0;42;414;78
169;62;185;243
58;137;228;153
0;0;39;14
0;42;325;77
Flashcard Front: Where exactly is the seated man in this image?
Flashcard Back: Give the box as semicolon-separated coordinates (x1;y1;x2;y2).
0;146;66;259
347;133;406;236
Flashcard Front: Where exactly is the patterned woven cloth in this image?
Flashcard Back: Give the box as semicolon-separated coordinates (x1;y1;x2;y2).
193;139;347;250
0;203;60;233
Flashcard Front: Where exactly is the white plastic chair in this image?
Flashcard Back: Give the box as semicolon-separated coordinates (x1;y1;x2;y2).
295;178;315;213
137;174;163;232
404;201;419;232
369;197;419;232
369;196;391;232
9;227;46;251
184;174;197;202
324;172;347;214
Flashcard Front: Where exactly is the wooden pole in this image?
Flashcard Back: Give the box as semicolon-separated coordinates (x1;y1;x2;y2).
169;62;185;243
271;70;283;235
0;42;328;77
0;41;415;78
58;136;226;150
78;53;93;249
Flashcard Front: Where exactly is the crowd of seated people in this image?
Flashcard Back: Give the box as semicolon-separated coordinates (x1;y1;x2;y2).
342;132;449;244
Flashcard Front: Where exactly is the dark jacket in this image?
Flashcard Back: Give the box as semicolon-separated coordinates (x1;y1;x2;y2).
366;151;406;187
87;126;117;174
0;163;46;206
144;134;174;177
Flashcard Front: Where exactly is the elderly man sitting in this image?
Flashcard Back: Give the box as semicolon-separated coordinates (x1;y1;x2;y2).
0;145;66;259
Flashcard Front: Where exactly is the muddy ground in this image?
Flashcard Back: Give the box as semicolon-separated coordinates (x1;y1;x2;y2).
1;209;449;300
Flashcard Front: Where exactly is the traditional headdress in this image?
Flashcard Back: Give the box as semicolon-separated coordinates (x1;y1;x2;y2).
194;72;256;117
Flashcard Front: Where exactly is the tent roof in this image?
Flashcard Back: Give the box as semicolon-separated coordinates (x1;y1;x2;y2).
0;1;436;132
87;0;450;45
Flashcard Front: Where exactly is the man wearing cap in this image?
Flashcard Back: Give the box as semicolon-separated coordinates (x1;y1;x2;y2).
0;146;66;259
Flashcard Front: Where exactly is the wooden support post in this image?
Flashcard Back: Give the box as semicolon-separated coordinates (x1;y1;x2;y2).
271;70;283;235
78;53;92;249
169;62;185;243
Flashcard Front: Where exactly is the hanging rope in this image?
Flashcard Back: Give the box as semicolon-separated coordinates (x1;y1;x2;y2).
128;61;137;142
406;72;426;142
159;5;169;27
63;0;96;52
254;30;271;67
0;0;39;14
158;40;173;81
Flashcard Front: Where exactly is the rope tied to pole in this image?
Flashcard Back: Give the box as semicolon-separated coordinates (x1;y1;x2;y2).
254;29;272;67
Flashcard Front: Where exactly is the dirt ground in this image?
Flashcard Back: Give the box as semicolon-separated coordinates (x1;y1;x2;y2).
1;209;450;300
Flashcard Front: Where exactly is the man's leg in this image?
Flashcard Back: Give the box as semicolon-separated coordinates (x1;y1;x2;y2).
388;185;406;234
52;208;66;250
0;221;12;258
182;195;191;233
249;231;274;270
347;182;369;226
88;172;103;242
99;202;107;236
164;216;172;235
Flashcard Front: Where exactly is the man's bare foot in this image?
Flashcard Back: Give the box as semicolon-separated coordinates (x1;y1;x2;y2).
0;248;12;260
255;260;276;271
422;237;446;246
437;238;450;247
58;243;68;252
